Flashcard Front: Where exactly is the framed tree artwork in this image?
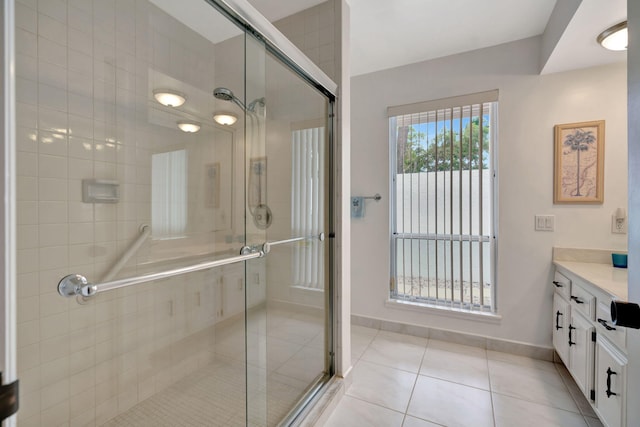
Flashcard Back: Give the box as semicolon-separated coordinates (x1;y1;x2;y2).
554;120;605;204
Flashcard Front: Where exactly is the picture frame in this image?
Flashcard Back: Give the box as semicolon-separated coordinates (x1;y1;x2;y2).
553;120;605;204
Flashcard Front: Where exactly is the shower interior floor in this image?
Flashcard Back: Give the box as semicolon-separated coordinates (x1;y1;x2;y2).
101;305;326;427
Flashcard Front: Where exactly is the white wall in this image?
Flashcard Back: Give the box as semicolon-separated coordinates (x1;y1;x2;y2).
351;36;628;347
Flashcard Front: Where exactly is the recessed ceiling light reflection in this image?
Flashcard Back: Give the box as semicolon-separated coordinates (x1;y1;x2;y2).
153;89;186;107
177;120;201;133
213;112;238;126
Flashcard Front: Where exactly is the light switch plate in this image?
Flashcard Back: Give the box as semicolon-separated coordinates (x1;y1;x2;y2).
535;215;555;231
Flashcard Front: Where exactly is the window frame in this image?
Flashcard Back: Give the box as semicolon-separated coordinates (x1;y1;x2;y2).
388;91;499;314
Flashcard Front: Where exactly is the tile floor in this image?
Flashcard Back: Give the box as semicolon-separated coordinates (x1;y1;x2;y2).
324;326;605;427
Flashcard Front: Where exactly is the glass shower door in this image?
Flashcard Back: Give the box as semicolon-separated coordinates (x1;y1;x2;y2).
244;34;332;426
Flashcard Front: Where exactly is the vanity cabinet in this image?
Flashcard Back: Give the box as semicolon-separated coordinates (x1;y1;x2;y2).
552;264;628;427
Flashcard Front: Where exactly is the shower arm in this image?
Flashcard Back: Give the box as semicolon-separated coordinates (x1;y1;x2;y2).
56;233;325;300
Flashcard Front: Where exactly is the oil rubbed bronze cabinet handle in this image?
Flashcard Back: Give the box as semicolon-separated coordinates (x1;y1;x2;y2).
606;368;618;398
597;318;617;331
553;280;563;288
570;295;584;304
555;310;563;331
568;325;576;346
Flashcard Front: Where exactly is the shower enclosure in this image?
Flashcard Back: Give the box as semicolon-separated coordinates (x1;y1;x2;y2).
12;0;336;425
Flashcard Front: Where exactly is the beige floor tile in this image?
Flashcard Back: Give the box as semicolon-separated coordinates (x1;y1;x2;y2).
493;393;588;427
402;415;443;426
324;395;404;427
420;340;490;390
407;376;494;427
346;360;417;413
488;359;579;413
360;331;427;373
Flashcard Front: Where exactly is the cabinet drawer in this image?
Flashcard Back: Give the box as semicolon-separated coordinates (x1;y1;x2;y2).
552;271;571;300
596;300;626;351
570;282;595;320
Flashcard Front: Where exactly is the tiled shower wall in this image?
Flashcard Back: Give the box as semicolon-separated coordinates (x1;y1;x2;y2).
14;0;252;425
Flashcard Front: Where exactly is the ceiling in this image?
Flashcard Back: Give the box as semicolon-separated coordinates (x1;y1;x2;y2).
247;0;628;77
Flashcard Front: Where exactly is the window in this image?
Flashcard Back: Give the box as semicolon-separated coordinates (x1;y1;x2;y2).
151;149;187;239
389;91;497;313
291;126;325;289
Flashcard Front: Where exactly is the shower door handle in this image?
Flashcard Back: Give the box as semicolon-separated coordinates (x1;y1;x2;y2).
260;233;325;254
57;246;265;300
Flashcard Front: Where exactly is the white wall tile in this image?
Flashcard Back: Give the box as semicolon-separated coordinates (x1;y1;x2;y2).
37;0;67;24
37;107;67;134
68;114;93;139
17;294;39;322
40;311;69;341
38;178;68;201
68;27;93;56
37;59;66;89
40;381;69;414
40;334;70;363
38;37;67;68
39;245;69;270
38;13;67;44
18;201;39;224
68;49;92;75
67;70;93;100
17;102;38;129
39;223;68;247
17;151;38;176
16;28;38;58
68;4;92;33
38;200;67;224
68;92;94;118
38;154;67;179
17;342;41;371
38;83;68;112
16;2;37;33
68;222;94;244
68;201;93;223
16;127;39;153
17;175;38;201
17;318;40;347
17;224;38;249
16;77;38;106
17;272;40;298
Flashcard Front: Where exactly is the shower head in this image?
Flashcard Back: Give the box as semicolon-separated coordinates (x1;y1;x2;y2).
213;87;246;111
213;87;235;102
213;87;265;113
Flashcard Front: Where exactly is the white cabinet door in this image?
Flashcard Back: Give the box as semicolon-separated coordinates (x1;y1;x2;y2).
553;292;570;365
595;337;627;427
568;311;595;397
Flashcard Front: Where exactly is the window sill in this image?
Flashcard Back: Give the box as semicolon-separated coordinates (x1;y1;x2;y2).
385;298;502;324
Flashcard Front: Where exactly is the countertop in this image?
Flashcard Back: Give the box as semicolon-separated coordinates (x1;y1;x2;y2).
553;260;628;301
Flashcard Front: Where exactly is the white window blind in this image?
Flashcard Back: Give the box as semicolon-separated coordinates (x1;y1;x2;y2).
291;127;324;289
151;149;187;239
389;92;497;313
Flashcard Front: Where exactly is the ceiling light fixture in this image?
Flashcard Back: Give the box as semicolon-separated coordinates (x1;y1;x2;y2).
213;112;238;126
597;21;628;51
153;89;186;107
177;120;201;133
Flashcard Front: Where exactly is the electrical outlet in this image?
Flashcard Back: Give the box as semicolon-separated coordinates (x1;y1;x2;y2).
612;215;627;234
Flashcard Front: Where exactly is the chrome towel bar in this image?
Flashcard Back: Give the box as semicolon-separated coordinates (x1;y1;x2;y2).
58;248;264;299
57;233;325;300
